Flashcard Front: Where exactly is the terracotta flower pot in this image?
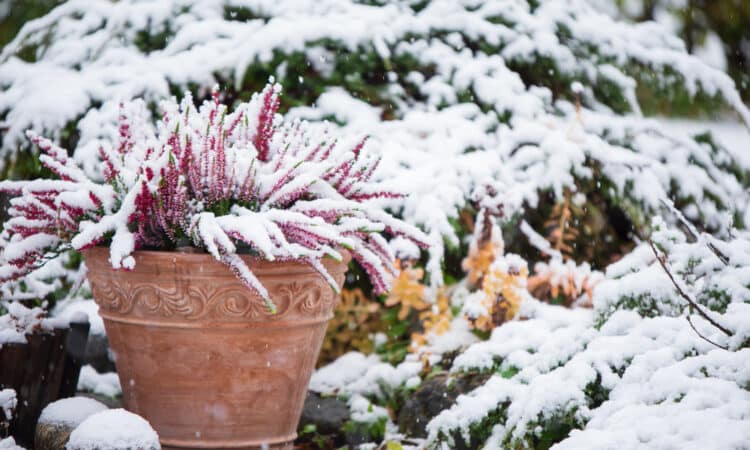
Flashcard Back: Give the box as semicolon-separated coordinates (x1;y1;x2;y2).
84;247;349;450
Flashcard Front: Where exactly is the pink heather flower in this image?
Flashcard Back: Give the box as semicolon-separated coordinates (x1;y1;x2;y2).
0;82;433;312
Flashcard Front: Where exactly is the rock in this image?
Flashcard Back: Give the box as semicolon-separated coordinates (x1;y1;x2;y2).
35;423;74;450
397;371;492;438
299;391;350;435
84;333;116;373
67;409;159;450
35;397;108;450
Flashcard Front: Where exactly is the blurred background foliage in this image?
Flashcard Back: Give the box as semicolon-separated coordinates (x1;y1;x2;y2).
0;0;61;48
2;0;749;107
613;0;750;104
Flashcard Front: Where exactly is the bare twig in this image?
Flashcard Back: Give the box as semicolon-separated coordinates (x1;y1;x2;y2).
648;239;732;337
686;314;728;350
660;198;729;265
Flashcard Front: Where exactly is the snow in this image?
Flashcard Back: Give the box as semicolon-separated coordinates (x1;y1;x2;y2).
0;389;16;421
595;218;750;325
553;349;750;450
0;438;23;450
77;365;121;398
66;409;160;450
54;299;105;336
349;394;389;425
0;301;68;345
345;359;423;398
656;118;750;169
309;352;381;394
417;316;479;355
39;397;108;428
426;302;750;449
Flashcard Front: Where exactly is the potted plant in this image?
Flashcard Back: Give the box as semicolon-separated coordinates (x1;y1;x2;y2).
0;82;429;449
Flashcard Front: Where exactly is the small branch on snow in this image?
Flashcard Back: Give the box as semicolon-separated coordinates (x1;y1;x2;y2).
686;314;728;350
648;239;732;338
660;198;730;266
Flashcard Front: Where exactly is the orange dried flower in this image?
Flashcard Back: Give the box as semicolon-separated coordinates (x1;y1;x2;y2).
385;259;429;320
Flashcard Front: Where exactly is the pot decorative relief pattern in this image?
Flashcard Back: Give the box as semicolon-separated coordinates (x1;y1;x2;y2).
88;247;339;324
84;247;349;450
92;279;330;321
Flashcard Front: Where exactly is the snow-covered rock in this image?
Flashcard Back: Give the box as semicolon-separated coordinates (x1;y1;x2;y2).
36;397;109;450
66;409;159;450
76;365;121;398
310;352;381;394
39;397;108;428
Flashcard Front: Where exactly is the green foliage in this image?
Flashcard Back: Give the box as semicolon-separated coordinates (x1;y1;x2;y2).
499;365;520;379
617;0;750;103
343;414;388;444
594;292;677;327
223;5;270;22
134;19;173;53
0;0;62;48
634;65;726;118
507;409;583;450
584;376;611;409
376;305;412;365
298;424;333;449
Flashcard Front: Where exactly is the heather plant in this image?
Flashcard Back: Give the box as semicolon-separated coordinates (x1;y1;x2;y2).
0;83;430;312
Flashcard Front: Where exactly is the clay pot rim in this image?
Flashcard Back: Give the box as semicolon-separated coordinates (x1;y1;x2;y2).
83;246;351;276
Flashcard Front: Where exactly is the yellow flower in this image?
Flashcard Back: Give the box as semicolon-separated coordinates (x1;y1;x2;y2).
385;259;429;320
462;210;505;287
420;290;452;335
462;239;497;286
467;258;528;331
